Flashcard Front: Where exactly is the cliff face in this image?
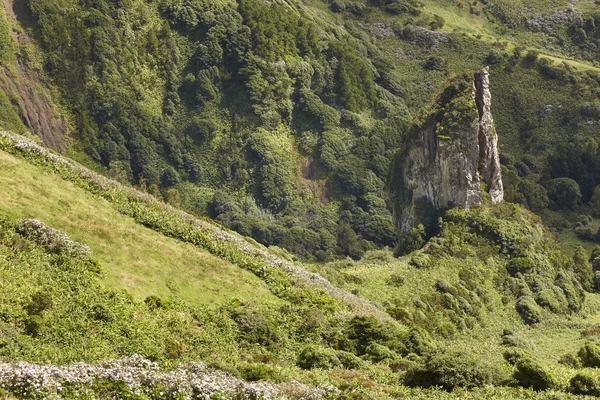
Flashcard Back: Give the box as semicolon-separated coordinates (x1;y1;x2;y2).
0;0;69;152
389;68;504;237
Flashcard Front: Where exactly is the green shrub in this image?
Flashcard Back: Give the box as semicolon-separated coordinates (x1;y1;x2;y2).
559;353;582;368
335;350;366;369
364;342;399;363
547;178;582;210
404;350;496;390
516;296;542;325
26;291;53;315
386;273;405;287
395;225;426;256
503;348;527;365
573;246;593;292
342;316;408;355
296;345;342;370
578;342;600;367
144;295;167;310
24;315;43;337
513;358;557;391
506;257;534;276
238;363;278;381
569;373;600;396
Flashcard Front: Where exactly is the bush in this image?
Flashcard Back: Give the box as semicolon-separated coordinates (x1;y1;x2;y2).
404;350;496;390
364;342;399;363
27;292;53;315
513;358;557;391
335;351;366;369
395;224;426;256
503;348;527;365
238;363;278;381
343;316;407;355
569;373;600;396
24;315;43;337
296;345;342;370
516;296;542;325
423;55;447;71
578;342;600;367
559;353;582;368
506;257;534;276
386;273;405;287
573;246;593;292
547;178;582;210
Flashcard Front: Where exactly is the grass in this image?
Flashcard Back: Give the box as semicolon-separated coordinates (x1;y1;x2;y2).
0;150;279;306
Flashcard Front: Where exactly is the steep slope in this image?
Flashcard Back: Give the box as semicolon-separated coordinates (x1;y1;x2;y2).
0;150;277;306
0;0;69;151
0;0;597;259
2;129;600;399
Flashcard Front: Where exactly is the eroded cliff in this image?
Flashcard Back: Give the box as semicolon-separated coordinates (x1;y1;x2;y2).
389;68;504;239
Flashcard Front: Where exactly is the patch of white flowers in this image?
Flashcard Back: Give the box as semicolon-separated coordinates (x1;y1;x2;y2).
16;219;93;261
0;355;338;399
525;6;583;33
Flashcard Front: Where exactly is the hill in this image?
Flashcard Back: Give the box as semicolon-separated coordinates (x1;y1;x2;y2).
1;131;600;398
0;0;597;260
2;0;600;398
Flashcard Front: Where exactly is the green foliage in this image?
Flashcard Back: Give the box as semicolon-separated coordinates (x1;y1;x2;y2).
395;224;426;256
363;342;399;363
0;7;16;67
513;357;557;391
487;0;523;27
573;246;594;292
238;363;278;382
547;178;582;210
569;373;600;396
249;126;296;212
329;41;378;112
506;257;534;276
335;350;366;369
296;345;342;370
404;350;499;390
578;341;600;367
515;296;542;325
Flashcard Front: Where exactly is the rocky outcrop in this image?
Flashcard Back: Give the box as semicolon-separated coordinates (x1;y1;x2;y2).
474;68;503;204
389;68;503;238
0;0;69;152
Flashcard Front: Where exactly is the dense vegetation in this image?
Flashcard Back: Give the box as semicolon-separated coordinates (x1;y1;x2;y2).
2;131;600;398
0;0;597;261
3;0;600;397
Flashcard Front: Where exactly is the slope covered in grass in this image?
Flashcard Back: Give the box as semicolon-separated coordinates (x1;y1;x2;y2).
0;149;277;306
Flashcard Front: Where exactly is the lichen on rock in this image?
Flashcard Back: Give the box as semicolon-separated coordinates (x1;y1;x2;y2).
388;68;504;245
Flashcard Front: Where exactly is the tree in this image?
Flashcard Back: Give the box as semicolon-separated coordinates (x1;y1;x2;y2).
590;185;600;216
547;178;582;210
574;246;593;291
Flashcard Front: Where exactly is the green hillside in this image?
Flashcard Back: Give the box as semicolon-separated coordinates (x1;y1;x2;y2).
0;150;278;306
2;0;600;398
0;131;600;398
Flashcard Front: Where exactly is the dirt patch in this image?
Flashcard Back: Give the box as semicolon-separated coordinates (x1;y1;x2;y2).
297;156;329;204
0;0;69;153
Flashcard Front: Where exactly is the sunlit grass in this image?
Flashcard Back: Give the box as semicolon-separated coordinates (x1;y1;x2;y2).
0;150;279;306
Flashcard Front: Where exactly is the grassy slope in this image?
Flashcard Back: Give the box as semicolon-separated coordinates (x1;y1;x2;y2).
421;0;600;73
0;150;278;307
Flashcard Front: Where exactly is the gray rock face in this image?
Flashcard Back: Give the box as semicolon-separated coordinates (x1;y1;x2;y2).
390;68;504;237
475;68;504;204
